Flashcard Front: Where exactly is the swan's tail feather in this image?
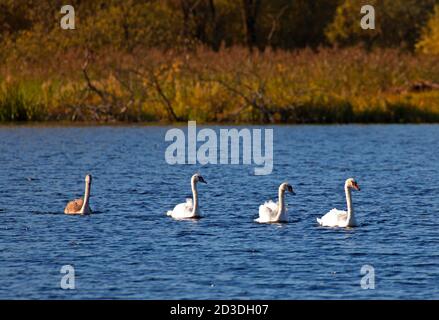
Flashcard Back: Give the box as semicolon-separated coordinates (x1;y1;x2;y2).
166;210;173;216
316;217;322;225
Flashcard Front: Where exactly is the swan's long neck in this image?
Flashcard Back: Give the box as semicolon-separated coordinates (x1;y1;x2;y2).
80;181;91;214
275;187;286;220
345;186;354;224
191;179;199;215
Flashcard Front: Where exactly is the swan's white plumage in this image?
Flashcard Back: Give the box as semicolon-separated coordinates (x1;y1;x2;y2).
167;198;196;219
256;200;285;223
255;182;294;223
316;208;354;228
263;200;279;213
316;178;360;228
167;173;206;220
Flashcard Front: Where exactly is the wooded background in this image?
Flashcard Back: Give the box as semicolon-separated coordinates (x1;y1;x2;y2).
1;0;439;123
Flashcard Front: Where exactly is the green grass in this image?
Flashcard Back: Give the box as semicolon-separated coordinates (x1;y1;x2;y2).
0;82;46;121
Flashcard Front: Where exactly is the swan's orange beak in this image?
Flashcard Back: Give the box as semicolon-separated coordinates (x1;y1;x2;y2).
353;183;360;191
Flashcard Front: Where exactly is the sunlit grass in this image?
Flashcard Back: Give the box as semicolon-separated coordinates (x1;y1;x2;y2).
0;82;46;121
1;47;439;123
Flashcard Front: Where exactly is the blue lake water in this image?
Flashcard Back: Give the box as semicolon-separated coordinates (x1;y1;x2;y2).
0;124;438;299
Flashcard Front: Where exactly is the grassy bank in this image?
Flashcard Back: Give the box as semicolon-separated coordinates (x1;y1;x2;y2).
1;47;439;124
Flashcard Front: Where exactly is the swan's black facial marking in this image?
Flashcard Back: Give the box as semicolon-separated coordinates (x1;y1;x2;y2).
351;180;360;191
287;185;296;194
198;176;207;184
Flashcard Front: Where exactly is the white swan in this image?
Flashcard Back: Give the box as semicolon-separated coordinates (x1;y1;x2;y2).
317;178;360;227
256;182;295;223
64;174;92;215
167;173;207;219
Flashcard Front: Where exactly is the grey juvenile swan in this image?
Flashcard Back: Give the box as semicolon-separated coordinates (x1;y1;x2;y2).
64;174;92;215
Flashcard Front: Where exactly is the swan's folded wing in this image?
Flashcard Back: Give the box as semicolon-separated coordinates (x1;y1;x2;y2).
332;209;348;221
264;200;278;213
185;198;193;209
174;201;192;212
172;199;193;211
318;208;347;226
169;199;194;219
64;198;83;214
257;201;278;222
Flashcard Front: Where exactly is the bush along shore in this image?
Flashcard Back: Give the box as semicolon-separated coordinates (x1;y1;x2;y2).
1;47;439;124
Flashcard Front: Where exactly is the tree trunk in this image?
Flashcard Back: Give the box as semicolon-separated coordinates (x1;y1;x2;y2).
241;0;261;50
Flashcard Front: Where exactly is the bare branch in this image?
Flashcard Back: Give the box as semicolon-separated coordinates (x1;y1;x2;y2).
82;50;107;103
267;5;289;45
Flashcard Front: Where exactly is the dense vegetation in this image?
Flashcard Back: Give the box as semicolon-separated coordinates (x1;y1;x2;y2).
1;0;439;123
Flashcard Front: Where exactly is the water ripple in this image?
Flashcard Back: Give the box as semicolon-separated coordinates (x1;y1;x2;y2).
0;125;438;299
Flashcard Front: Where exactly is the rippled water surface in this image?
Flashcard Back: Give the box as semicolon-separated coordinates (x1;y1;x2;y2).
0;124;438;299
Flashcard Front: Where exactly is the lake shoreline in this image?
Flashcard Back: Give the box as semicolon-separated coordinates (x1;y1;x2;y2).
2;48;439;125
1;120;439;128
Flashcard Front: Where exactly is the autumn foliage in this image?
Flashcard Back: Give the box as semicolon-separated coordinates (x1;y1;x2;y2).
1;0;439;123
